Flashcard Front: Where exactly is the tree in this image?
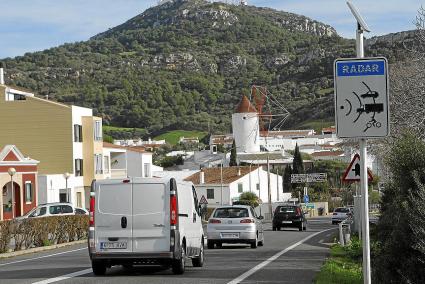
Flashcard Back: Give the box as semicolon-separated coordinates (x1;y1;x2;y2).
237;192;259;208
229;140;238;166
292;144;304;174
282;165;292;193
373;133;425;283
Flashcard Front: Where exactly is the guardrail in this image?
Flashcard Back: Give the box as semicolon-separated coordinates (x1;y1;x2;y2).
338;218;352;246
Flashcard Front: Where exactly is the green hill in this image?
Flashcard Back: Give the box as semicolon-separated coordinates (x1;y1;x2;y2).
1;0;412;134
154;130;208;145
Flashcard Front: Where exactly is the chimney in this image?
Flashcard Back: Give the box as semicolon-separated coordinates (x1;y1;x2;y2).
237;167;241;176
200;171;205;184
0;62;4;85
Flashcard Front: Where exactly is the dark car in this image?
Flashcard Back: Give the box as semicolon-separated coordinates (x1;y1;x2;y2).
272;204;307;231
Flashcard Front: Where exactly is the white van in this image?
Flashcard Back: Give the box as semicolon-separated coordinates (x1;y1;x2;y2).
88;178;204;275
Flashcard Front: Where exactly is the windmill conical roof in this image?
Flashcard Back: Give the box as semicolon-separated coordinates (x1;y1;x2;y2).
235;95;257;113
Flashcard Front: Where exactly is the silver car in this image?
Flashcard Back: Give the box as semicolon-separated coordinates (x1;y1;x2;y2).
207;205;264;249
331;207;351;224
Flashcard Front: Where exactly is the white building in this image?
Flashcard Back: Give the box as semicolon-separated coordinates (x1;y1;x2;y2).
184;166;290;207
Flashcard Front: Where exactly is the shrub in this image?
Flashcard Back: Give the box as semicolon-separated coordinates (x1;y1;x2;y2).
0;215;89;254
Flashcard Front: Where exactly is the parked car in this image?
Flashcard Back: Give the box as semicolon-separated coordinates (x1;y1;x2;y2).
88;178;204;275
332;207;351;224
74;207;89;215
272;204;307;231
206;205;264;249
16;202;76;219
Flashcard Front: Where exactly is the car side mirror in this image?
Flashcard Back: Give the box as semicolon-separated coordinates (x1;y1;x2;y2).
258;216;264;220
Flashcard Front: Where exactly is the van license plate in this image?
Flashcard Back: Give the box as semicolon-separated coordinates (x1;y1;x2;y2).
100;242;127;249
221;233;239;239
282;221;292;224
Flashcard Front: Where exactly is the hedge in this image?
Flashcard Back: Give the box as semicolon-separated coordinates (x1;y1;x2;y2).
0;215;89;253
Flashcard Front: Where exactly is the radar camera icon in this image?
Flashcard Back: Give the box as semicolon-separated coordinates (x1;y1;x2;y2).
340;81;384;132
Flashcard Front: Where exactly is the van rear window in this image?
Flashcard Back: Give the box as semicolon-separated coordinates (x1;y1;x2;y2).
213;207;249;218
98;184;131;215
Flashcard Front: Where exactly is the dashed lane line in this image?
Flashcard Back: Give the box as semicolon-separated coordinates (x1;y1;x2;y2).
227;228;335;284
32;268;92;284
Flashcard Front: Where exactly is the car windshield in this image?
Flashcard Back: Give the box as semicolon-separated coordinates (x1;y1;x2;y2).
335;208;350;213
278;206;296;213
213;207;249;218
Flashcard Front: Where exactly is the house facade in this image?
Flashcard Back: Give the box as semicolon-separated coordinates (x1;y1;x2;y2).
0;145;39;221
185;166;290;207
0;83;104;209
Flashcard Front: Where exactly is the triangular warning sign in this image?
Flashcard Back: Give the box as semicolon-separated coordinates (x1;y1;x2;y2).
199;195;208;204
342;154;373;182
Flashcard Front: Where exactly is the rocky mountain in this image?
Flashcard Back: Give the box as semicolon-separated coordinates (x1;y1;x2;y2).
0;0;413;135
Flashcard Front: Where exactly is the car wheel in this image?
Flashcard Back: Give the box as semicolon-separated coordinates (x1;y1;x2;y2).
251;234;258;249
172;246;185;275
216;242;222;248
207;240;214;249
298;225;303;231
303;224;307;231
92;260;106;276
277;226;281;231
258;235;264;247
272;226;276;231
192;240;204;267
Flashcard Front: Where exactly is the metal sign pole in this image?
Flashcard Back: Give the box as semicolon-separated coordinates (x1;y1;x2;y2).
355;13;371;284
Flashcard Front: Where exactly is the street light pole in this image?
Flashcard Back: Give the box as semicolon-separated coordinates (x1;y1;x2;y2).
8;168;16;219
63;172;70;203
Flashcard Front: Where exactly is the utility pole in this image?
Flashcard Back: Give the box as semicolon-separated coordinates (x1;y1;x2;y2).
267;154;272;219
276;168;279;201
347;2;371;283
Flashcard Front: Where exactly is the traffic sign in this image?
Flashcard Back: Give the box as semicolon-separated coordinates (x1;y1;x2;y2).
303;195;309;204
342;154;373;182
199;195;208;205
334;57;389;138
306;204;315;209
291;173;327;183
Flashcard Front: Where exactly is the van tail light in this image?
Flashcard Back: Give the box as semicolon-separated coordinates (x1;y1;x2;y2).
89;196;95;226
296;207;302;216
209;219;221;224
170;195;178;226
240;219;255;224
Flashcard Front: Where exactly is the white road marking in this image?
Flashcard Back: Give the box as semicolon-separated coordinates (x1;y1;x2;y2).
31;268;92;284
227;228;335;284
0;248;86;267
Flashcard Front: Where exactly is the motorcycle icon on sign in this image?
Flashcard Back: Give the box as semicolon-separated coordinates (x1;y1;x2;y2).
340;81;384;132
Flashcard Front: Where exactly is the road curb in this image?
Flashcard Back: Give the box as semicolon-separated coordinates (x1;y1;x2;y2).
0;240;87;259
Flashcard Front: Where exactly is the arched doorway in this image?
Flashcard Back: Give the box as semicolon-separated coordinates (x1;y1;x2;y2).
2;181;21;219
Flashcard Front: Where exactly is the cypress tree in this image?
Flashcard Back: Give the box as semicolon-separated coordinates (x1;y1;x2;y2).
229;140;238;166
283;165;293;192
292;143;304;174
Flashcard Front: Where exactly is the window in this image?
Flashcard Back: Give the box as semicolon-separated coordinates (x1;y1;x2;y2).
25;182;33;203
76;192;82;208
30;206;46;217
94;120;102;141
103;156;110;174
207;188;214;199
213;207;249;218
256;183;260;191
75;159;83;176
94;154;103;174
75;208;87;215
61;205;73;214
144;163;151;177
192;186;199;214
49;205;61;215
238;183;243;193
73;124;82;142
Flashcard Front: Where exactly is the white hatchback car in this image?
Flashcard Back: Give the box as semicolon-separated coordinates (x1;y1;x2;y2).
18;202;83;219
331;207;351;224
207;205;264;249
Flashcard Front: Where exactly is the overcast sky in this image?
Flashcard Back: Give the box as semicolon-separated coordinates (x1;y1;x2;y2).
0;0;422;58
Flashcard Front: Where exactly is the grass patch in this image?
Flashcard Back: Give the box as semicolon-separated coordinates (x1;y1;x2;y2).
294;119;335;133
103;125;145;132
315;241;363;284
103;125;147;140
317;87;334;96
154;130;208;145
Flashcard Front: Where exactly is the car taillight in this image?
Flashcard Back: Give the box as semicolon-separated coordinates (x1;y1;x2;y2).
209;219;221;224
89;196;95;226
170;195;178;226
240;219;255;223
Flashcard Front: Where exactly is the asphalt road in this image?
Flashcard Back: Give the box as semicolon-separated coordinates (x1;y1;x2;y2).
0;217;337;284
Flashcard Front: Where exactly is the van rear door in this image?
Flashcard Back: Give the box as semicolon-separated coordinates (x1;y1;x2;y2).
132;178;170;253
95;179;133;253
